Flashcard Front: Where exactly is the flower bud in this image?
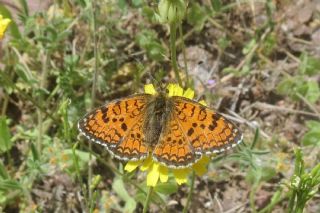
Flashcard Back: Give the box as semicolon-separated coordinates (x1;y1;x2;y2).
158;0;186;24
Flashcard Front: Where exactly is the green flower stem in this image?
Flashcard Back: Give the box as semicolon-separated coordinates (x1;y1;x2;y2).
250;182;259;213
295;206;304;213
88;0;98;209
72;142;88;210
287;190;296;213
183;171;196;213
143;186;154;213
37;49;49;152
170;22;182;86
179;24;189;87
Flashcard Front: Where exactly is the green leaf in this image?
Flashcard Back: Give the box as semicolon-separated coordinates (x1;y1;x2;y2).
261;33;277;56
302;131;320;146
0;179;23;191
17;0;29;17
118;0;127;10
0;117;12;153
304;81;320;103
294;80;318;103
246;166;276;184
217;37;230;50
75;0;88;7
187;3;207;31
62;149;92;173
239;64;251;76
222;66;237;74
15;64;38;86
0;162;9;179
142;6;155;21
112;177;137;213
299;53;320;76
147;41;165;61
211;0;222;11
154;181;178;195
243;39;256;54
310;163;320;183
260;166;277;181
136;30;165;61
302;121;320;146
276;78;296;96
132;0;143;7
306;121;320;131
134;191;146;204
30;142;40;161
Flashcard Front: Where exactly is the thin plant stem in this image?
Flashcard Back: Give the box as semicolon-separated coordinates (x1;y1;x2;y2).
182;171;196;213
90;191;99;213
287;191;296;213
37;49;49;152
1;94;9;116
88;0;99;209
72;142;87;210
170;22;182;86
178;23;189;88
143;186;154;213
250;182;259;213
36;110;43;154
258;188;286;213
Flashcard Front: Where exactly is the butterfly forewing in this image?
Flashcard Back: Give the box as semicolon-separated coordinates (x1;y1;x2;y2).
78;94;151;161
170;96;243;155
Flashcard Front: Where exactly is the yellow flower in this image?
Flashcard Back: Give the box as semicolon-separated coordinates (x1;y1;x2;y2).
0;15;11;40
125;84;211;186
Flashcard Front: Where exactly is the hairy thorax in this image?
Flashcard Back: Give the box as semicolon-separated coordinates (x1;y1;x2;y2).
143;94;173;148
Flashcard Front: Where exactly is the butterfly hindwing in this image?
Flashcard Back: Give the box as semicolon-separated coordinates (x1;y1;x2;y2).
153;118;202;168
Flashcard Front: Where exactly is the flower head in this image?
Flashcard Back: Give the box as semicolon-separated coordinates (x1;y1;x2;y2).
0;15;11;40
125;84;211;186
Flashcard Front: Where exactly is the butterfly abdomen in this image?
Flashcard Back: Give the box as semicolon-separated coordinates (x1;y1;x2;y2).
143;94;173;148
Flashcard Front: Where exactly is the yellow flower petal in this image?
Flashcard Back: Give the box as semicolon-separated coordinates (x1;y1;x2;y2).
167;84;183;97
173;168;191;185
192;156;210;176
144;84;157;95
125;160;142;172
140;155;153;171
159;165;169;183
147;163;160;186
167;84;175;97
199;100;207;106
174;86;183;96
0;15;11;39
183;88;194;99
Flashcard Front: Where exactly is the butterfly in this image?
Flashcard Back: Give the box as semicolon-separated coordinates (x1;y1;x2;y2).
78;90;243;168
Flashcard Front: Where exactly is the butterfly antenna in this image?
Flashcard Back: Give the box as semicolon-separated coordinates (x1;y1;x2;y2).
147;72;161;89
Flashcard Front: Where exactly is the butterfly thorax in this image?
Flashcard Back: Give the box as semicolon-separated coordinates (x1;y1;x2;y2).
143;94;173;148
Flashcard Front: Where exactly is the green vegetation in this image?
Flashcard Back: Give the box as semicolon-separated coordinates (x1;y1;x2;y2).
0;0;319;212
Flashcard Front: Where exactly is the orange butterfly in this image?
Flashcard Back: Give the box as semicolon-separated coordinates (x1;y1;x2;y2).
78;89;242;168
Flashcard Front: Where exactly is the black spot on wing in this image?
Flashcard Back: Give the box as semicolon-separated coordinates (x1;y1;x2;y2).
121;123;127;131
